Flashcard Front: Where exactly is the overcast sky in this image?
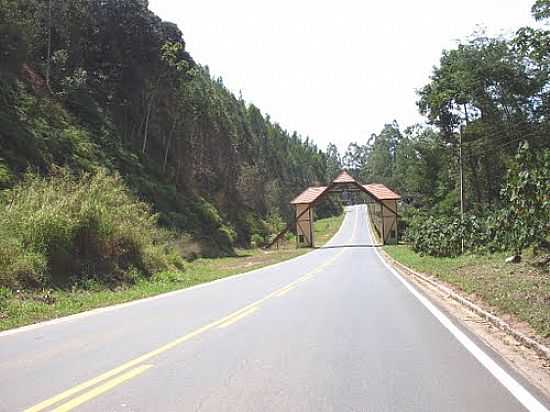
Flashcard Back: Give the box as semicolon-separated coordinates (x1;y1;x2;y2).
149;0;537;153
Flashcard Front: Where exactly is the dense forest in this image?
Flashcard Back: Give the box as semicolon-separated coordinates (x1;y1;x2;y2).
0;0;340;255
335;1;550;257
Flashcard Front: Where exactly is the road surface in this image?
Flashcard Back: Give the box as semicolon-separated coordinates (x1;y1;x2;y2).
1;205;548;411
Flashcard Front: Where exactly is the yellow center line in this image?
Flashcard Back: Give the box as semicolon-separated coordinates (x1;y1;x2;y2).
52;364;153;412
274;285;297;297
217;307;258;328
24;212;356;412
24;318;220;412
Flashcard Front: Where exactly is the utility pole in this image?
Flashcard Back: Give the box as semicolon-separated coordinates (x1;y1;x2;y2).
459;125;465;254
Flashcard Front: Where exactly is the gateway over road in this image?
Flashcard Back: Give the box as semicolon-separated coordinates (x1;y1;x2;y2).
270;170;401;248
1;206;548;411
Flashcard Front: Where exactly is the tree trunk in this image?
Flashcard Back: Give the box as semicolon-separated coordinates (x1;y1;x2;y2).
163;117;178;173
463;104;470;124
141;94;155;154
468;156;483;206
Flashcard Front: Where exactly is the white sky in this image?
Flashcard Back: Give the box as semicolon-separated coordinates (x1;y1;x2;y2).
149;0;537;153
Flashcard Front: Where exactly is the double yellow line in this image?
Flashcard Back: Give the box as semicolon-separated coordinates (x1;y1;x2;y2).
24;252;347;412
25;209;358;412
48;365;154;412
217;306;259;328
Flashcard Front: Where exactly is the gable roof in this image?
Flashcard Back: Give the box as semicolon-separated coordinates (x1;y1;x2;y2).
290;186;327;205
289;170;401;205
332;170;356;184
363;184;401;201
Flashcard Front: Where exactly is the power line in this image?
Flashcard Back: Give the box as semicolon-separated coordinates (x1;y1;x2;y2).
440;122;543;149
460;134;543;161
440;131;544;158
461;126;545;149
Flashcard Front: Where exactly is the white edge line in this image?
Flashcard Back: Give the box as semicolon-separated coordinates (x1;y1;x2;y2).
369;237;548;411
0;210;353;338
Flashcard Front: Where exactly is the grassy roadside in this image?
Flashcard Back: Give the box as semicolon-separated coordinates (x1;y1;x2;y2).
313;214;345;245
384;245;550;344
0;213;344;331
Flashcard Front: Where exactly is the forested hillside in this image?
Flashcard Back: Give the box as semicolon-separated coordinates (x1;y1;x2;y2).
0;0;339;258
338;1;550;257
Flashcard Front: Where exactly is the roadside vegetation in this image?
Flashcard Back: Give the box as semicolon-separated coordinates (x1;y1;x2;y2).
340;1;549;257
403;144;549;258
0;205;343;332
0;169;185;291
384;245;550;344
313;214;345;245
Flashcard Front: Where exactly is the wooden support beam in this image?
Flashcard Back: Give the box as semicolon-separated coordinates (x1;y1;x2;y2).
381;201;385;245
266;179;400;249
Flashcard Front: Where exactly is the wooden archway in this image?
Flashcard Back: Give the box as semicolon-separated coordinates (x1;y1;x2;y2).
266;170;401;248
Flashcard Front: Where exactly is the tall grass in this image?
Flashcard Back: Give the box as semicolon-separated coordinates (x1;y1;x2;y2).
0;169;184;289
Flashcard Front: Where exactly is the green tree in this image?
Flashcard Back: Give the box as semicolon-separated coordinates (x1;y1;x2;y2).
497;143;550;255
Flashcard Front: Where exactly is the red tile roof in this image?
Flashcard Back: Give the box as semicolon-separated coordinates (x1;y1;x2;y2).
290;186;327;204
332;170;356;184
289;171;400;204
363;184;401;200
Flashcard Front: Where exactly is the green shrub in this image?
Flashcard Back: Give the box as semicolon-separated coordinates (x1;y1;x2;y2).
404;211;489;257
0;160;14;189
219;224;237;244
0;287;12;311
0;169;184;289
264;211;284;238
250;233;266;248
0;238;47;288
494;144;550;255
404;145;549;257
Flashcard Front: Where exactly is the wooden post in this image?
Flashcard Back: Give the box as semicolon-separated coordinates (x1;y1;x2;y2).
381;201;385;245
394;200;399;242
296;203;314;247
309;207;314;247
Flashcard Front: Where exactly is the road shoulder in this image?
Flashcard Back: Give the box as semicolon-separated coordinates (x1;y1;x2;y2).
377;246;550;400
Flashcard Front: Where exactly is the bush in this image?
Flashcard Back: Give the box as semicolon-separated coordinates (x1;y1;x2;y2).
0;169;184;289
250;233;266;248
404;145;549;258
0;287;12;313
404;211;489;257
0;160;14;189
494;144;550;255
0;240;47;288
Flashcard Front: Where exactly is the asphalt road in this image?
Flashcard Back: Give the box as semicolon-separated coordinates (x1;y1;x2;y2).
1;205;549;412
